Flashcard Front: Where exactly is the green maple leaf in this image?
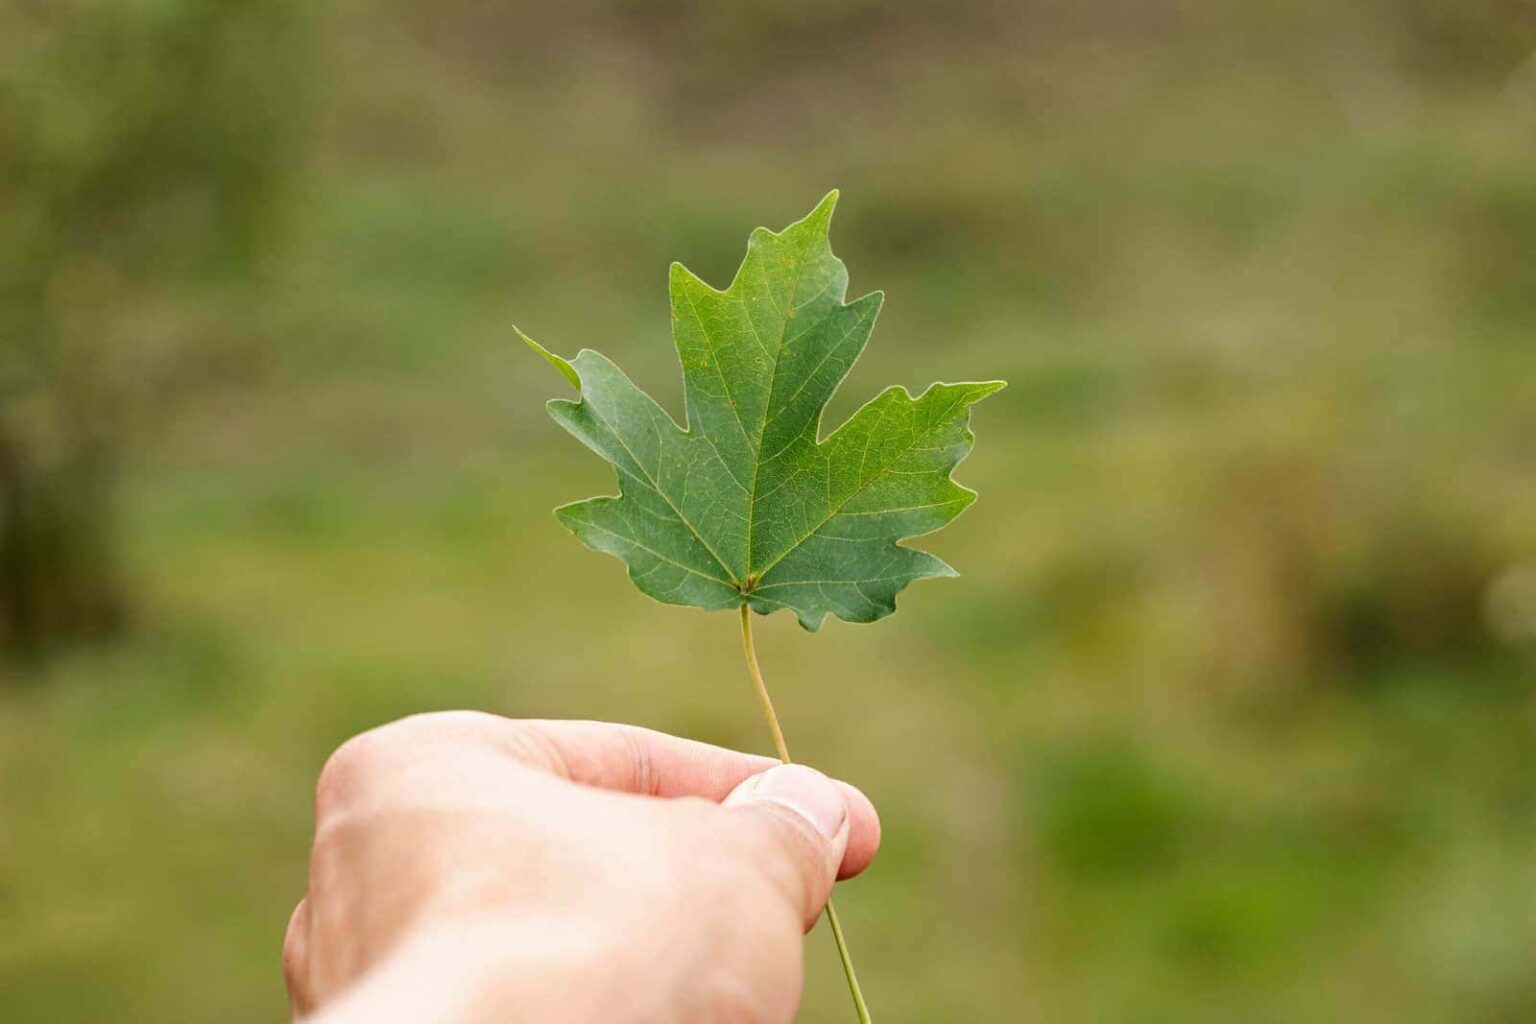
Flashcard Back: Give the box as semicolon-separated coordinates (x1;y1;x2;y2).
520;191;1004;631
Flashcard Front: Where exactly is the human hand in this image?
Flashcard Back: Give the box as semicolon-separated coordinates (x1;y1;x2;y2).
283;712;881;1024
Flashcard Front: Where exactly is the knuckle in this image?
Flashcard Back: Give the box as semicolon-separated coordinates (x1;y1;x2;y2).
378;709;504;742
314;711;501;816
620;725;658;797
314;725;403;811
314;733;385;816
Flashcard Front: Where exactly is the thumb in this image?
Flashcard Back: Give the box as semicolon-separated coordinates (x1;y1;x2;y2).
720;764;850;929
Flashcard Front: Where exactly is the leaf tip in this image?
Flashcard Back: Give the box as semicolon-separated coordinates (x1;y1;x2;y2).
668;260;705;292
516;325;581;391
810;188;839;227
777;190;840;241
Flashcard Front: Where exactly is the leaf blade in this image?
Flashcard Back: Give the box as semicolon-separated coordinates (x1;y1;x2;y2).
528;197;1003;629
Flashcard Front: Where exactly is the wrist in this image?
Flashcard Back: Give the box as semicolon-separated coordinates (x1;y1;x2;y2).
304;918;639;1024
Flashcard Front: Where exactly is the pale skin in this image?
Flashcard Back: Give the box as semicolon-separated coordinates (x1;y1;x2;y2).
284;712;882;1024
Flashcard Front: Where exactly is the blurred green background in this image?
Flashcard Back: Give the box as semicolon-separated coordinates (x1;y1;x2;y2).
3;2;1536;1021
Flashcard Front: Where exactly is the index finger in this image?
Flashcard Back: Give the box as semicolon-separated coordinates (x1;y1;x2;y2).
504;717;882;878
323;712;881;877
509;717;779;799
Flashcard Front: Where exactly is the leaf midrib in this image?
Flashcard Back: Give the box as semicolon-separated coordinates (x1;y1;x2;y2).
743;236;814;583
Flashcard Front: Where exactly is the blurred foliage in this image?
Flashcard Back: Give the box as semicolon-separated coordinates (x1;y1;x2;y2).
0;0;312;655
1;1;1535;1022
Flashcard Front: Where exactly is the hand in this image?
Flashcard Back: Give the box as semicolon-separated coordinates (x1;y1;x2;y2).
283;712;881;1024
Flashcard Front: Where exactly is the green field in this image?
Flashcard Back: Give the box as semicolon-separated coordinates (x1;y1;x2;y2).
3;3;1534;1021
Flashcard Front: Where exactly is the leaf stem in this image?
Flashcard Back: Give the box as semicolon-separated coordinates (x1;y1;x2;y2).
824;900;873;1023
737;603;874;1024
738;602;791;763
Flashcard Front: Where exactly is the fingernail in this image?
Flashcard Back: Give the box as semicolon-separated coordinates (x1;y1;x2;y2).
725;763;848;840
